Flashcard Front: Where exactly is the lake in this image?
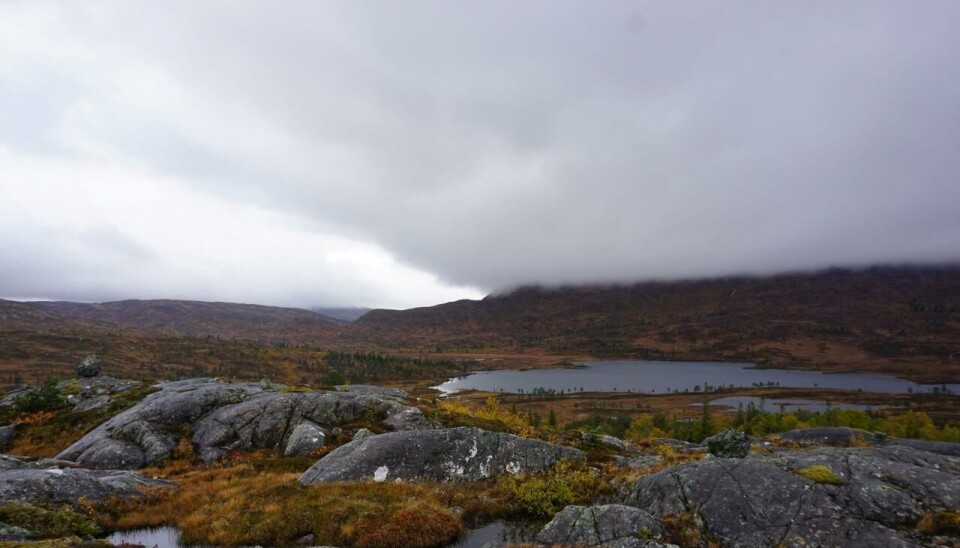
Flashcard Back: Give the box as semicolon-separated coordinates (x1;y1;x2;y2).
434;360;960;395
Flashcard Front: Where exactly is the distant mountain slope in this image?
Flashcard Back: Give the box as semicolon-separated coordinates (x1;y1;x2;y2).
0;299;98;332
310;307;371;323
36;299;343;342
351;266;960;378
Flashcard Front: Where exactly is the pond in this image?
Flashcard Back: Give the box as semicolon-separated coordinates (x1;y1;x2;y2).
434;360;960;396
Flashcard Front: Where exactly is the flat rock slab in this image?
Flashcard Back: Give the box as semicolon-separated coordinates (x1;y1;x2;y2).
56;378;428;468
0;454;172;504
780;426;881;447
336;385;409;399
618;445;960;547
299;426;584;484
780;427;960;457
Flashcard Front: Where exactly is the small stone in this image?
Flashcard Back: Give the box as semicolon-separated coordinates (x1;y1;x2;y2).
76;355;102;378
704;429;751;458
353;428;374;441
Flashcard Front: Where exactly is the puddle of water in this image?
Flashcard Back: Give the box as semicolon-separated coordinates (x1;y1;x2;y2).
105;521;539;548
449;519;540;547
106;526;183;547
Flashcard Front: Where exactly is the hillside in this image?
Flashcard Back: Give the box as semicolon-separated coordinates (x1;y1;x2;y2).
35;299;344;342
350;266;960;380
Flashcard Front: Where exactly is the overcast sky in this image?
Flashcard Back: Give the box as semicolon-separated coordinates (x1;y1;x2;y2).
2;1;959;309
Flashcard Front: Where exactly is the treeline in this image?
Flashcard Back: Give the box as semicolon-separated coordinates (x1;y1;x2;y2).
567;405;960;444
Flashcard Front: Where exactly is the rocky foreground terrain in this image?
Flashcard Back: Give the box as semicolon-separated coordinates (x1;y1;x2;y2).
0;377;959;546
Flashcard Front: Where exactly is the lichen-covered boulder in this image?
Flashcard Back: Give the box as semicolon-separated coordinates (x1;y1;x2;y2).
284;422;326;456
75;355;102;378
618;445;960;547
0;455;173;504
704;429;750;458
299;427;584;484
57;379;429;468
537;504;663;546
191;390;428;463
56;378;262;469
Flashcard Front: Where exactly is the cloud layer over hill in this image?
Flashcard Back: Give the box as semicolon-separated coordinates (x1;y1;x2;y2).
2;1;959;307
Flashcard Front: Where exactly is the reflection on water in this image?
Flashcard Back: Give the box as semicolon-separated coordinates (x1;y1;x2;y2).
449;519;539;547
106;521;539;548
435;360;960;396
107;526;183;547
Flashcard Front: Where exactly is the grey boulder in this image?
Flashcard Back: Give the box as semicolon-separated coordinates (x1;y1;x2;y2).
619;445;960;547
299;426;584;484
0;455;172;505
75;355;102;378
191;390;428;463
57;378;429;468
284;422;326;456
57;378;263;468
704;429;751;458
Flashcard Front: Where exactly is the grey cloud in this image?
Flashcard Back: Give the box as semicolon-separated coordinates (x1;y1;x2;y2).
4;0;960;302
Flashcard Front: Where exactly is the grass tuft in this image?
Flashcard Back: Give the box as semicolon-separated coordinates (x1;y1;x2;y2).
795;464;846;485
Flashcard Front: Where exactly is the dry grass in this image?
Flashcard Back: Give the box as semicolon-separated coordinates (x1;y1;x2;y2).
795;464;846;486
917;509;960;536
95;450;470;548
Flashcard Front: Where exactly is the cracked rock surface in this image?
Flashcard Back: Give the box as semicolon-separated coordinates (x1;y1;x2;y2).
56;378;429;468
613;445;960;547
0;454;173;504
299;426;584;484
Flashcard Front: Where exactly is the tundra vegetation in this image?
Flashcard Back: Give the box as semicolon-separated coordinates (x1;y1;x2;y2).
1;375;960;547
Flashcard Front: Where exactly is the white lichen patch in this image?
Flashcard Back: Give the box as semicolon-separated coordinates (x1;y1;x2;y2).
444;461;466;477
373;465;389;482
467;439;478;461
45;468;65;475
506;461;521;475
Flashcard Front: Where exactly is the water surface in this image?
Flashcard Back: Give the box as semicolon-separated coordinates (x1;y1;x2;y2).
435;360;960;395
107;527;183;547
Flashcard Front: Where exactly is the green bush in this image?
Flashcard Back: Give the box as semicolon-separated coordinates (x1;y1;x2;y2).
12;377;67;414
500;460;606;517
